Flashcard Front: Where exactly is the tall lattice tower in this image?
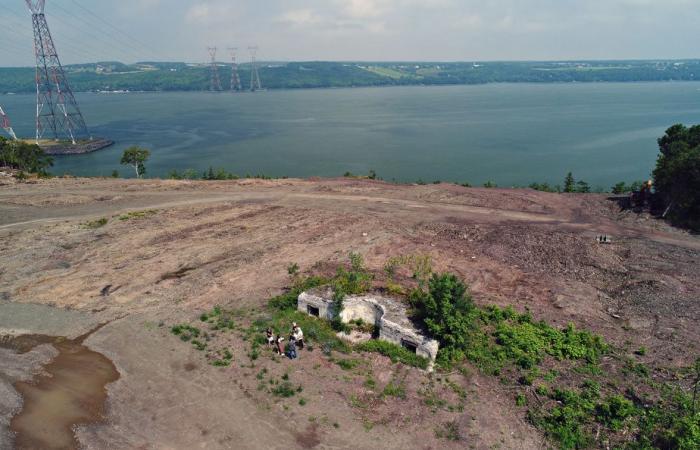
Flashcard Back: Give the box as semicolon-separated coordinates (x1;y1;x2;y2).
248;46;262;92
25;0;90;144
208;47;223;91
228;47;242;92
0;105;18;140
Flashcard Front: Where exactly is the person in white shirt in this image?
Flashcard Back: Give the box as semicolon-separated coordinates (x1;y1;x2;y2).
292;322;304;349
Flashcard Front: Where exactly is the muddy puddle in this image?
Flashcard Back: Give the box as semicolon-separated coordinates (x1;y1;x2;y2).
2;329;119;450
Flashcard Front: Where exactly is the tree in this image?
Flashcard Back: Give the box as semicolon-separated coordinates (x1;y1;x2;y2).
120;146;150;178
563;172;575;193
411;273;475;356
0;137;53;175
576;180;591;193
653;124;700;229
611;182;628;194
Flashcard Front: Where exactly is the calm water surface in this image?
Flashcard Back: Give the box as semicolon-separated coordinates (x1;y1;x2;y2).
2;82;699;186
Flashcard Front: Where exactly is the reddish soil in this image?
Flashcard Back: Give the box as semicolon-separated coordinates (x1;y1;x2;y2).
0;176;697;449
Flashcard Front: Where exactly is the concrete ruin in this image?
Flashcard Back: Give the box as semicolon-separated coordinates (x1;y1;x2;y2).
298;288;440;364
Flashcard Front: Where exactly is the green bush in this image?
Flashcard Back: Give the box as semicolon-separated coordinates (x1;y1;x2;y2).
331;253;374;318
410;273;475;363
268;276;327;311
494;321;607;369
170;324;201;342
0;138;53;175
595;395;635;431
272;381;297;398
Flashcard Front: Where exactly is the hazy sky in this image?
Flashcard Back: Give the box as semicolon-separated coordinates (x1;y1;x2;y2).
2;0;699;65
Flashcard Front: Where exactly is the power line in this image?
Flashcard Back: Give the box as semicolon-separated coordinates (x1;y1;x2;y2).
48;2;146;62
52;1;150;59
1;4;109;63
66;0;159;57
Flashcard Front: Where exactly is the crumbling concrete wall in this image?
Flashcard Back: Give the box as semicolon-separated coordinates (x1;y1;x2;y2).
377;318;439;362
298;290;440;364
298;290;335;320
339;297;383;325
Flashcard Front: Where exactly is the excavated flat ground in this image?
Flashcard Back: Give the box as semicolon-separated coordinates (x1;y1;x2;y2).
0;176;698;449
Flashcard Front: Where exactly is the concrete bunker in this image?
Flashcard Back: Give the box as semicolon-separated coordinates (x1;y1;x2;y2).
298;288;439;364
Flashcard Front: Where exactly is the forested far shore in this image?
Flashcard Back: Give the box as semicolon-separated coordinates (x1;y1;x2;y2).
1;60;699;93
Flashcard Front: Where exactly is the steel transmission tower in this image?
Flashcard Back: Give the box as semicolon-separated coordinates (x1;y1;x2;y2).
228;47;242;92
0;105;18;140
208;47;223;91
248;46;262;92
25;0;90;144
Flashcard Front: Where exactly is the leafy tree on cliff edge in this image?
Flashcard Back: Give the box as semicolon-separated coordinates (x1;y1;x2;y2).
563;172;575;193
0;137;53;175
654;124;700;230
120;146;150;178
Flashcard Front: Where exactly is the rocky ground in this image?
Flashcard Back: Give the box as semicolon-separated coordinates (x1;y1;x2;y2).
0;176;698;449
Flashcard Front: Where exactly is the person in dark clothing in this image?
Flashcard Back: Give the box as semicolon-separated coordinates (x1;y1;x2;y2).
287;335;297;359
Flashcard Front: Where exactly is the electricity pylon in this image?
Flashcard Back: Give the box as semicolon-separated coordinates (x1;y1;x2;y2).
24;0;90;144
0;105;18;140
228;47;242;92
248;46;262;92
208;47;222;91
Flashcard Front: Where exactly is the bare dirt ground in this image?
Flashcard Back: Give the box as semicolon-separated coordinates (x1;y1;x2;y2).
0;176;698;449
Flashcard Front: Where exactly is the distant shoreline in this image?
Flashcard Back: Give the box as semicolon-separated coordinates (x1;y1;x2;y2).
1;60;699;95
2;78;700;97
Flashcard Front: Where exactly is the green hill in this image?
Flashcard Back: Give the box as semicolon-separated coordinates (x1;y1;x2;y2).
1;60;698;94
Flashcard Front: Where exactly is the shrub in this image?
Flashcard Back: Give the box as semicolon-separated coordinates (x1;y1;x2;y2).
191;340;206;351
595;395;635;431
170;324;201;342
83;218;108;229
268;276;327;311
272;381;297;398
0;138;53;175
410;273;475;364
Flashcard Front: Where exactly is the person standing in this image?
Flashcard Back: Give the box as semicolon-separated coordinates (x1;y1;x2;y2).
292;323;304;349
266;328;275;347
287;335;297;359
276;335;285;356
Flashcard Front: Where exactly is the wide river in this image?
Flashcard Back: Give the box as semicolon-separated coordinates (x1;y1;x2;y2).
2;82;699;187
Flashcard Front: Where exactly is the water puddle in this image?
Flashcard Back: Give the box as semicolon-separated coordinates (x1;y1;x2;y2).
2;328;119;450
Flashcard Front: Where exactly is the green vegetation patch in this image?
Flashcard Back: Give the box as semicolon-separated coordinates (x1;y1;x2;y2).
200;305;236;331
82;217;108;229
170;324;201;342
355;340;428;369
118;210;157;221
362;66;411;80
0;137;53;175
